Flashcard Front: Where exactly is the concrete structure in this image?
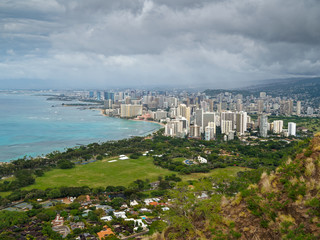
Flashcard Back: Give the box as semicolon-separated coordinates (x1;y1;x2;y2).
273;120;283;134
296;101;301;115
221;120;233;135
203;112;216;130
288;122;296;136
190;124;201;138
236;111;247;135
260;114;268;137
120;104;142;118
205;122;216;141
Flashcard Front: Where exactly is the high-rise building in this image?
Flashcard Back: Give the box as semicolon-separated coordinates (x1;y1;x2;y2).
104;92;115;102
203;112;215;129
236;99;243;112
195;109;203;128
236;111;247;135
273;120;283;134
296;101;301;116
96;91;101;100
177;104;191;125
155;110;168;121
165;118;188;138
89;91;94;98
220;111;236;129
217;102;222;112
120;104;142;118
259;114;268;137
190;125;201;138
307;107;314;115
257;100;264;113
205;122;216;141
288;122;296;136
221;120;233;135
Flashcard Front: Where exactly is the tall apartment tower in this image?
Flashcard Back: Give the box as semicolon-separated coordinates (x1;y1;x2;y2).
178;104;191;125
203;112;216;129
205;122;216;141
296;101;301;116
288;122;296;136
221;120;233;135
236;99;243;112
195;109;203;128
273;120;283;134
259;114;268;138
236;111;247;135
257;100;264;114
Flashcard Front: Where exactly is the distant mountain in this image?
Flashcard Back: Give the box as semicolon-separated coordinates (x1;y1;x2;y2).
205;77;320;101
247;77;320;99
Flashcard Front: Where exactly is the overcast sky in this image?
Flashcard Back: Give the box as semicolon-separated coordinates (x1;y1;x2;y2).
1;0;320;89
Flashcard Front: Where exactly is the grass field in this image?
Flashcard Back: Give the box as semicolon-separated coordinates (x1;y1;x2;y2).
22;156;249;191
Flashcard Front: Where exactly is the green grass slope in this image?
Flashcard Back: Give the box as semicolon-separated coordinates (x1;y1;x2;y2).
23;156;247;190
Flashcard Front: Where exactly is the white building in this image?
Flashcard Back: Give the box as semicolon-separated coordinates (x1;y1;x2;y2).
164;119;187;137
273;120;283;134
154;110;168;120
221;120;233;135
113;211;127;219
197;156;208;164
177;104;191;125
205;122;216;141
190;124;201;138
260;114;268;137
120;104;142;118
288;122;296;136
236;111;247;135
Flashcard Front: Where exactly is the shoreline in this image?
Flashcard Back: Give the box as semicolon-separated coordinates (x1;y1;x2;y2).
98;109;165;128
1;106;163;163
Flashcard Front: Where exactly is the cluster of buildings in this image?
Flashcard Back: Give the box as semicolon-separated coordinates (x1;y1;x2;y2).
69;89;312;139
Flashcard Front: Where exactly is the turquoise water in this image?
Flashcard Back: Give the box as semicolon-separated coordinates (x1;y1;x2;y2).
0;93;161;162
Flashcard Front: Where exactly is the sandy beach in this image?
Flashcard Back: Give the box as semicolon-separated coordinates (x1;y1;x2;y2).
98;109;165;128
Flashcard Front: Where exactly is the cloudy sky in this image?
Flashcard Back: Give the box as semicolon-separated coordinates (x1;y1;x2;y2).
1;0;320;89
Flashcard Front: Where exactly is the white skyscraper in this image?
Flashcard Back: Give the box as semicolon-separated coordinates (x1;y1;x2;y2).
236;111;247;135
273;120;283;134
221;120;233;135
260;114;268;137
205;122;216;141
288;122;296;136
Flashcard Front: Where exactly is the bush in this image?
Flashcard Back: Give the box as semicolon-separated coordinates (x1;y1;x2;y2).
57;160;75;169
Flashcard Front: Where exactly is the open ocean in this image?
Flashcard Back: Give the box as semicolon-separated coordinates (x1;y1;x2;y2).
0;93;161;162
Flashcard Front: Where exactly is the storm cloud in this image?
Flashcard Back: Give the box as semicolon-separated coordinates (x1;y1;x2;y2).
1;0;320;89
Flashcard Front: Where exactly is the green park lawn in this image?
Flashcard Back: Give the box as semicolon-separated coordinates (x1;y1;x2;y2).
23;156;172;190
22;155;249;191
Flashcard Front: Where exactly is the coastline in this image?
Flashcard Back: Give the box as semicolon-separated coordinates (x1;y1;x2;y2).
98;109;165;128
0;100;163;163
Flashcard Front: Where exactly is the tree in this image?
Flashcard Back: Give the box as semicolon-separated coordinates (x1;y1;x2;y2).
57;160;75;169
47;189;61;199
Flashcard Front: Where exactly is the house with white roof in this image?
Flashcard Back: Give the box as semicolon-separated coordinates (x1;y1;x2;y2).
113;211;127;219
197;156;207;164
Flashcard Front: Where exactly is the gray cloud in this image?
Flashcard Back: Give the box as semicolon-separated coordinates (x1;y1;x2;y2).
0;0;320;89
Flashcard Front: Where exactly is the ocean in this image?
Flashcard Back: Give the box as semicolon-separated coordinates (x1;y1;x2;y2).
0;93;161;162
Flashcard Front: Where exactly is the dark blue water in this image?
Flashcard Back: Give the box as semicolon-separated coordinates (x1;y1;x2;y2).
0;93;161;162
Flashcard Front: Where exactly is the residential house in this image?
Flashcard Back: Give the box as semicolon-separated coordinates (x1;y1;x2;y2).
97;226;114;240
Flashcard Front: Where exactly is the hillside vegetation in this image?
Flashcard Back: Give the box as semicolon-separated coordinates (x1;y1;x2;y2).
158;133;320;240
